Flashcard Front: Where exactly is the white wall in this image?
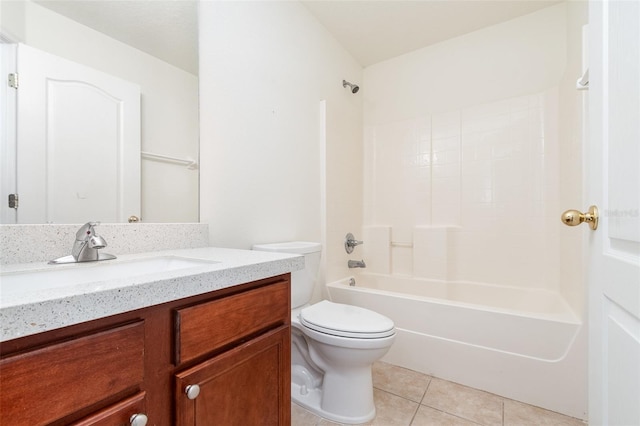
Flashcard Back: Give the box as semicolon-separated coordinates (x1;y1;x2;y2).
0;1;199;223
198;1;362;292
361;3;586;310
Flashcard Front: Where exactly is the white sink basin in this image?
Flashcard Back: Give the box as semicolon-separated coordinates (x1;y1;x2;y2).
0;256;216;297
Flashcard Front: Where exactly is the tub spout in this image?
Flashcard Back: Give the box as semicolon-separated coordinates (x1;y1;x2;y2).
348;259;366;268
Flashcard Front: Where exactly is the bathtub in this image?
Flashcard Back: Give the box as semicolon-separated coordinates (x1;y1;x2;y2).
327;273;587;420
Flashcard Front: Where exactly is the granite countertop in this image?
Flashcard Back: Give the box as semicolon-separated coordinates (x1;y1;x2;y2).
0;247;304;342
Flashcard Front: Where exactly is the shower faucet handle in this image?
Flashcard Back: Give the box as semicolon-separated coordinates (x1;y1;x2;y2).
345;232;364;254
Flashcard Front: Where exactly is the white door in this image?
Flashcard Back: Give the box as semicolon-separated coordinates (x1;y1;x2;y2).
16;43;140;223
1;42;17;224
588;1;640;425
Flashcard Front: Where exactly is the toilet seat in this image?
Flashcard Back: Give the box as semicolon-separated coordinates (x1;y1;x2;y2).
300;300;395;339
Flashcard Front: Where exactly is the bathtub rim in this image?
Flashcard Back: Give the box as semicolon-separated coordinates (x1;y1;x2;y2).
327;273;581;325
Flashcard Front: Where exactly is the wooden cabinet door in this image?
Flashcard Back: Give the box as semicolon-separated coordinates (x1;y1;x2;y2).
175;325;290;426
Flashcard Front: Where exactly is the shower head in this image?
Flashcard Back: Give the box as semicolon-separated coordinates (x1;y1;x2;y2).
343;80;360;94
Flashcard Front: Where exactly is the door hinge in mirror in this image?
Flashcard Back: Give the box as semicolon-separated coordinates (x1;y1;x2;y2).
8;194;18;209
8;73;18;89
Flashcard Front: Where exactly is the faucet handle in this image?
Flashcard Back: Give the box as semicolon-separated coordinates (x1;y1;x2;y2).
75;222;101;240
49;222;115;264
344;232;364;254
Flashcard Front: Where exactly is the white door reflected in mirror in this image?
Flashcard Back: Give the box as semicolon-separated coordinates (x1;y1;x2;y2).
14;43;141;224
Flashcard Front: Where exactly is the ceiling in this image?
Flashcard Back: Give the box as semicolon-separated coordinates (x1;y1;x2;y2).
35;0;561;74
34;0;199;75
302;0;561;67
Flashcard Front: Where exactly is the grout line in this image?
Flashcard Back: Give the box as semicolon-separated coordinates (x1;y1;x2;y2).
415;405;486;426
407;402;420;426
373;385;422;405
420;377;431;404
409;378;430;425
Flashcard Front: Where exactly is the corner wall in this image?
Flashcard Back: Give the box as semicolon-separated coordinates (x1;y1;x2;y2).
198;1;363;297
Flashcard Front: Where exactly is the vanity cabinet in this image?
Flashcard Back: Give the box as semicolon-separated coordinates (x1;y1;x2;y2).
174;280;290;425
0;275;291;426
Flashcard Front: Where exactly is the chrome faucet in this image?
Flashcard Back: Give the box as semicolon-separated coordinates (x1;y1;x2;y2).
49;222;116;264
348;259;366;268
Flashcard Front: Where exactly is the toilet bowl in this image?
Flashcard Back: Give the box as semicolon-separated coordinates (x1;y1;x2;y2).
252;242;395;424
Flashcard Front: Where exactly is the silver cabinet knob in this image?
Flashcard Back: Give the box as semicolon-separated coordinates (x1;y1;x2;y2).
130;413;148;426
185;384;201;400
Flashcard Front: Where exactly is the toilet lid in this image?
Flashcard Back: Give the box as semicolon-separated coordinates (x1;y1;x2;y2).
300;300;395;339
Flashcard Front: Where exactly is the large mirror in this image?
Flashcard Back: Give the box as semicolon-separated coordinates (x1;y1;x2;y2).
0;0;199;224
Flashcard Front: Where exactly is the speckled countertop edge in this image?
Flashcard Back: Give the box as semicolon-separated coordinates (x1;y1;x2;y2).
0;247;304;342
0;223;210;265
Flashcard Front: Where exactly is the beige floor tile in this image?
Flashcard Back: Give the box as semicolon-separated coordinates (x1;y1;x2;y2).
295;390;418;426
367;388;420;426
373;361;432;403
292;365;584;426
411;405;481;426
292;402;323;425
503;399;586;426
317;418;344;426
421;378;503;426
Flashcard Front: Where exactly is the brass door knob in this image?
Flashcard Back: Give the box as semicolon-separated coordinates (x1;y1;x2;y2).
561;205;598;230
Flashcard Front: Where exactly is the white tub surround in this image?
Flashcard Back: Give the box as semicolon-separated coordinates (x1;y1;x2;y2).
1;247;304;342
327;274;587;420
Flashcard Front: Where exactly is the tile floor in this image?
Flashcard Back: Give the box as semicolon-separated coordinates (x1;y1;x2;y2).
291;361;586;426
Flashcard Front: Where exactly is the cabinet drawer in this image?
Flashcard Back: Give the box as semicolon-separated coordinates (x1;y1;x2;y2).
0;321;144;426
175;280;289;364
71;391;147;426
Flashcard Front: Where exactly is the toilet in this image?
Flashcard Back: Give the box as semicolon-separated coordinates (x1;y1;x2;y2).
252;241;395;424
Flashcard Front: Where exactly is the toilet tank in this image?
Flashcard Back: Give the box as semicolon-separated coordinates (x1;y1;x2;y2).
252;242;321;309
